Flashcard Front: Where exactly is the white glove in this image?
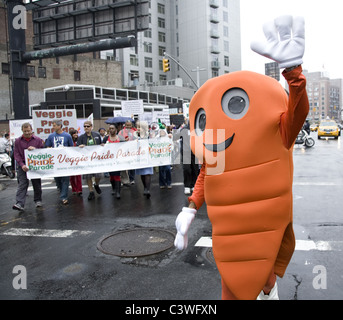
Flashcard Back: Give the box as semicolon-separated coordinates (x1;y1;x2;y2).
250;15;305;69
174;207;197;250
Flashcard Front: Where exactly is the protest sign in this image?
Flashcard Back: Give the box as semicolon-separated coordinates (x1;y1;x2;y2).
26;137;173;179
32;110;77;140
153;108;170;126
121;100;144;116
9;119;34;140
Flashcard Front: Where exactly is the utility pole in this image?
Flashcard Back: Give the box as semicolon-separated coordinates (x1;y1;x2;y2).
6;0;29;119
191;66;206;89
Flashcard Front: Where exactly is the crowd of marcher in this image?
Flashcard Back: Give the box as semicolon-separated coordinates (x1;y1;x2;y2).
9;117;200;211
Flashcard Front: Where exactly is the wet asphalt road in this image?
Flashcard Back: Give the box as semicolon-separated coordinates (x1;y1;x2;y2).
0;132;342;300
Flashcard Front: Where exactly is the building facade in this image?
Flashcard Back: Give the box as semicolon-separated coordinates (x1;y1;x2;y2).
303;70;342;124
110;0;241;89
0;1;122;121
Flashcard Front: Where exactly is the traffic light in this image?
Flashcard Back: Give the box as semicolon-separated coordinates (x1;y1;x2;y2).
163;58;170;72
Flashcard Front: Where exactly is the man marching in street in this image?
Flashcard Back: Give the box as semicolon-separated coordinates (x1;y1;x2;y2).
77;121;103;200
13;123;44;211
45;119;74;205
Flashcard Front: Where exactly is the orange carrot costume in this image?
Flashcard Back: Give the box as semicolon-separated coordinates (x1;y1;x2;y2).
174;16;309;300
187;66;309;300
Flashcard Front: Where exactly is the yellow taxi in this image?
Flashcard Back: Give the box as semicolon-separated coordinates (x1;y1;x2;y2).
310;124;318;132
317;120;340;139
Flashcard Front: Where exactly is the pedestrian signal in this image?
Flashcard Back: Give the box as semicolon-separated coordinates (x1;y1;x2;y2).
163;58;170;72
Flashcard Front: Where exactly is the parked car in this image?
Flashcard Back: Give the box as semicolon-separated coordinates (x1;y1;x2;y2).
310;124;318;132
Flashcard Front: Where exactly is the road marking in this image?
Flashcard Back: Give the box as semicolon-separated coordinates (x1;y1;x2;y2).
0;228;94;238
293;182;338;186
195;237;342;251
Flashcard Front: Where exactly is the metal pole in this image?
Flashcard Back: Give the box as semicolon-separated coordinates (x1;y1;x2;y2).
164;52;199;90
6;0;30;119
22;37;137;61
191;66;206;89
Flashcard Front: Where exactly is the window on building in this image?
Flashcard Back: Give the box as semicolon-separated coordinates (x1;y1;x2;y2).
158;32;166;42
212;70;219;78
101;106;114;118
27;65;35;77
144;42;152;53
224;40;229;52
74;70;81;81
145;72;153;83
75;104;84;118
38;66;46;78
85;104;93;118
157;3;165;14
1;63;10;75
223;11;229;23
144;29;152;38
158;18;165;28
130;54;139;66
53;68;60;79
223;26;229;37
224;56;229;67
158;46;166;56
145;57;153;68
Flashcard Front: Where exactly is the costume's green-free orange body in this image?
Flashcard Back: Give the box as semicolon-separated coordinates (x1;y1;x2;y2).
189;67;309;300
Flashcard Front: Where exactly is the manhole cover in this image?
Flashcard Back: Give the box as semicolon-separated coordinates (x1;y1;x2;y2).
97;228;175;257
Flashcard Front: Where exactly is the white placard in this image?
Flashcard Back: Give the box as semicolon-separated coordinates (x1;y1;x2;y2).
9;119;34;140
153;109;170;125
32;109;78;140
121;100;144;116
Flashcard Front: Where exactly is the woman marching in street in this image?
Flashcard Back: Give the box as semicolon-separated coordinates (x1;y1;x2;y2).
103;124;121;199
69;129;83;196
134;120;153;199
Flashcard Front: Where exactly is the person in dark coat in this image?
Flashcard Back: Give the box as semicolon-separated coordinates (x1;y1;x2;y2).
77;121;103;200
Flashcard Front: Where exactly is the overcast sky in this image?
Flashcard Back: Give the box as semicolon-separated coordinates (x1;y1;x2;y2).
240;0;343;79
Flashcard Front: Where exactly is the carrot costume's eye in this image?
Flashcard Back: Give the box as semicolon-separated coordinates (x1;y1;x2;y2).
195;108;206;136
222;88;250;120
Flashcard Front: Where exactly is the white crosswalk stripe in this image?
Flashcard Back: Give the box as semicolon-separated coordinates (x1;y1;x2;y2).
0;228;94;238
195;236;343;251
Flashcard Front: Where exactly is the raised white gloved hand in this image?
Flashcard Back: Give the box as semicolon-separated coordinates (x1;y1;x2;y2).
250;15;305;69
174;207;197;250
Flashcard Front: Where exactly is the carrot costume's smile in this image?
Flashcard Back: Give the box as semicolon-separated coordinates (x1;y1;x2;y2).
204;133;235;152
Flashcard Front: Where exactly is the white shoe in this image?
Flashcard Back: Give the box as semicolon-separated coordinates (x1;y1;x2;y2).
35;201;43;208
257;282;279;300
184;187;191;195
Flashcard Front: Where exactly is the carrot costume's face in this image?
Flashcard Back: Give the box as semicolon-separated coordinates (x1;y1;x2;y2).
189;71;289;174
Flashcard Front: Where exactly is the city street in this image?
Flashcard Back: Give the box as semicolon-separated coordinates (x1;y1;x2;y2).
0;132;342;300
